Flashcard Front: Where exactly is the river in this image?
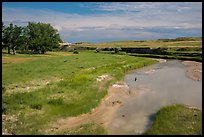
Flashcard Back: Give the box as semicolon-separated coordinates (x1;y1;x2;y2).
108;60;202;135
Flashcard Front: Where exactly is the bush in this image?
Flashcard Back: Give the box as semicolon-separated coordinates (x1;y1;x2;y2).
73;50;79;54
48;98;63;105
114;47;121;53
2;85;6;94
30;103;42;110
2;104;8;114
95;48;101;53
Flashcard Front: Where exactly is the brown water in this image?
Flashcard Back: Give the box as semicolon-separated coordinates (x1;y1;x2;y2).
108;60;202;135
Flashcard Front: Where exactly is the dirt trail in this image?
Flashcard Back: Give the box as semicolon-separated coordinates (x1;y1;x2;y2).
45;81;138;134
182;61;202;81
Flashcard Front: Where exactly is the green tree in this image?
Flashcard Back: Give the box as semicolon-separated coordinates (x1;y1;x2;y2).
26;22;62;54
2;23;23;55
2;22;5;49
18;26;30;53
11;25;23;55
2;23;11;54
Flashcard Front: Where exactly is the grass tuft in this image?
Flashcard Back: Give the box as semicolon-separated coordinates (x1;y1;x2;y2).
145;104;202;135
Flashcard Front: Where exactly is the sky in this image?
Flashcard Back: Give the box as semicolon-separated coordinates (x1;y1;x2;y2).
2;2;202;43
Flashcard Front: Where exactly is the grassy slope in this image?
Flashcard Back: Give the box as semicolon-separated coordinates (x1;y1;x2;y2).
2;51;157;135
74;37;202;62
77;37;202;48
145;104;202;135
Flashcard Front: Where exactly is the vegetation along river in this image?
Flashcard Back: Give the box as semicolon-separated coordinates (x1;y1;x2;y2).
107;60;202;135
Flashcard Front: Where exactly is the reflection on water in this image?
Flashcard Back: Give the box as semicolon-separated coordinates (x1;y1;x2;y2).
108;60;202;135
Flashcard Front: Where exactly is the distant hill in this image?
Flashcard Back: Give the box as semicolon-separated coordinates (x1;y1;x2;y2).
75;37;202;48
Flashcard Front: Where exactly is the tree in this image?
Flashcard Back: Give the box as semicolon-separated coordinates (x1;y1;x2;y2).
18;26;30;53
26;22;62;54
11;25;23;55
2;22;5;49
2;22;62;54
2;23;9;53
2;23;23;54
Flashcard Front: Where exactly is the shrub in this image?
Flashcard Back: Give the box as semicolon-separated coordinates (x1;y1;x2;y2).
95;48;101;53
2;85;6;94
2;104;8;114
73;50;79;54
114;47;121;53
48;98;63;105
30;103;42;110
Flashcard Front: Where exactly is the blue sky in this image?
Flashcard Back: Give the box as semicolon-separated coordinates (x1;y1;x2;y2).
2;2;202;43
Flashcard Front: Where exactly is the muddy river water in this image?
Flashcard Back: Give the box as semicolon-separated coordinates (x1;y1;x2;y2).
108;60;202;135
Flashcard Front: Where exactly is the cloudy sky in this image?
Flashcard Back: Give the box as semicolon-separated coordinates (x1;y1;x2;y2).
2;2;202;43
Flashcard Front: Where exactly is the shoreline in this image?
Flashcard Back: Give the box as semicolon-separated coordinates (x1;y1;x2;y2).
182;61;202;81
45;81;135;134
44;59;202;134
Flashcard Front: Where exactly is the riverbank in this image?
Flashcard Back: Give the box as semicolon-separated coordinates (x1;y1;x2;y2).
2;51;157;135
45;58;167;134
47;59;202;135
45;81;134;134
108;59;202;135
145;104;202;135
182;61;202;81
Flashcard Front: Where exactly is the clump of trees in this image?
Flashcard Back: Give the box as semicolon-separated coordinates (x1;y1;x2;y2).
157;37;201;42
2;22;62;54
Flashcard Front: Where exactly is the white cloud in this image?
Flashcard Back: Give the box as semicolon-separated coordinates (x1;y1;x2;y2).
2;2;202;42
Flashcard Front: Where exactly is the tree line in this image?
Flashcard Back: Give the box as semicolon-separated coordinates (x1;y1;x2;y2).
2;22;62;54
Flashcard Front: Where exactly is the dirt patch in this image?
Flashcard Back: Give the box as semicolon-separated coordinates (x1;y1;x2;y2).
2;114;18;135
44;81;138;134
182;61;202;81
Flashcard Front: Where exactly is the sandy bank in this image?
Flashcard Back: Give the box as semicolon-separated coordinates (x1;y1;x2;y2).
182;61;202;81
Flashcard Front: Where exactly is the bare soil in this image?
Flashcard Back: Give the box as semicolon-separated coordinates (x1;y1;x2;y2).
182;61;202;81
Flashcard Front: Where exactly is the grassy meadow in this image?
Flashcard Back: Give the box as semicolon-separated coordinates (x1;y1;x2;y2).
2;51;157;135
145;104;202;135
2;37;202;135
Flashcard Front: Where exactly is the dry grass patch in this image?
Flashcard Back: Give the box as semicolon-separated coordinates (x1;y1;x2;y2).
5;77;63;94
2;56;37;65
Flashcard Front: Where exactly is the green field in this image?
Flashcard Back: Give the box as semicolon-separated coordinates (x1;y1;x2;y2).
68;37;202;62
2;37;202;135
2;51;157;135
76;37;202;48
145;104;202;135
